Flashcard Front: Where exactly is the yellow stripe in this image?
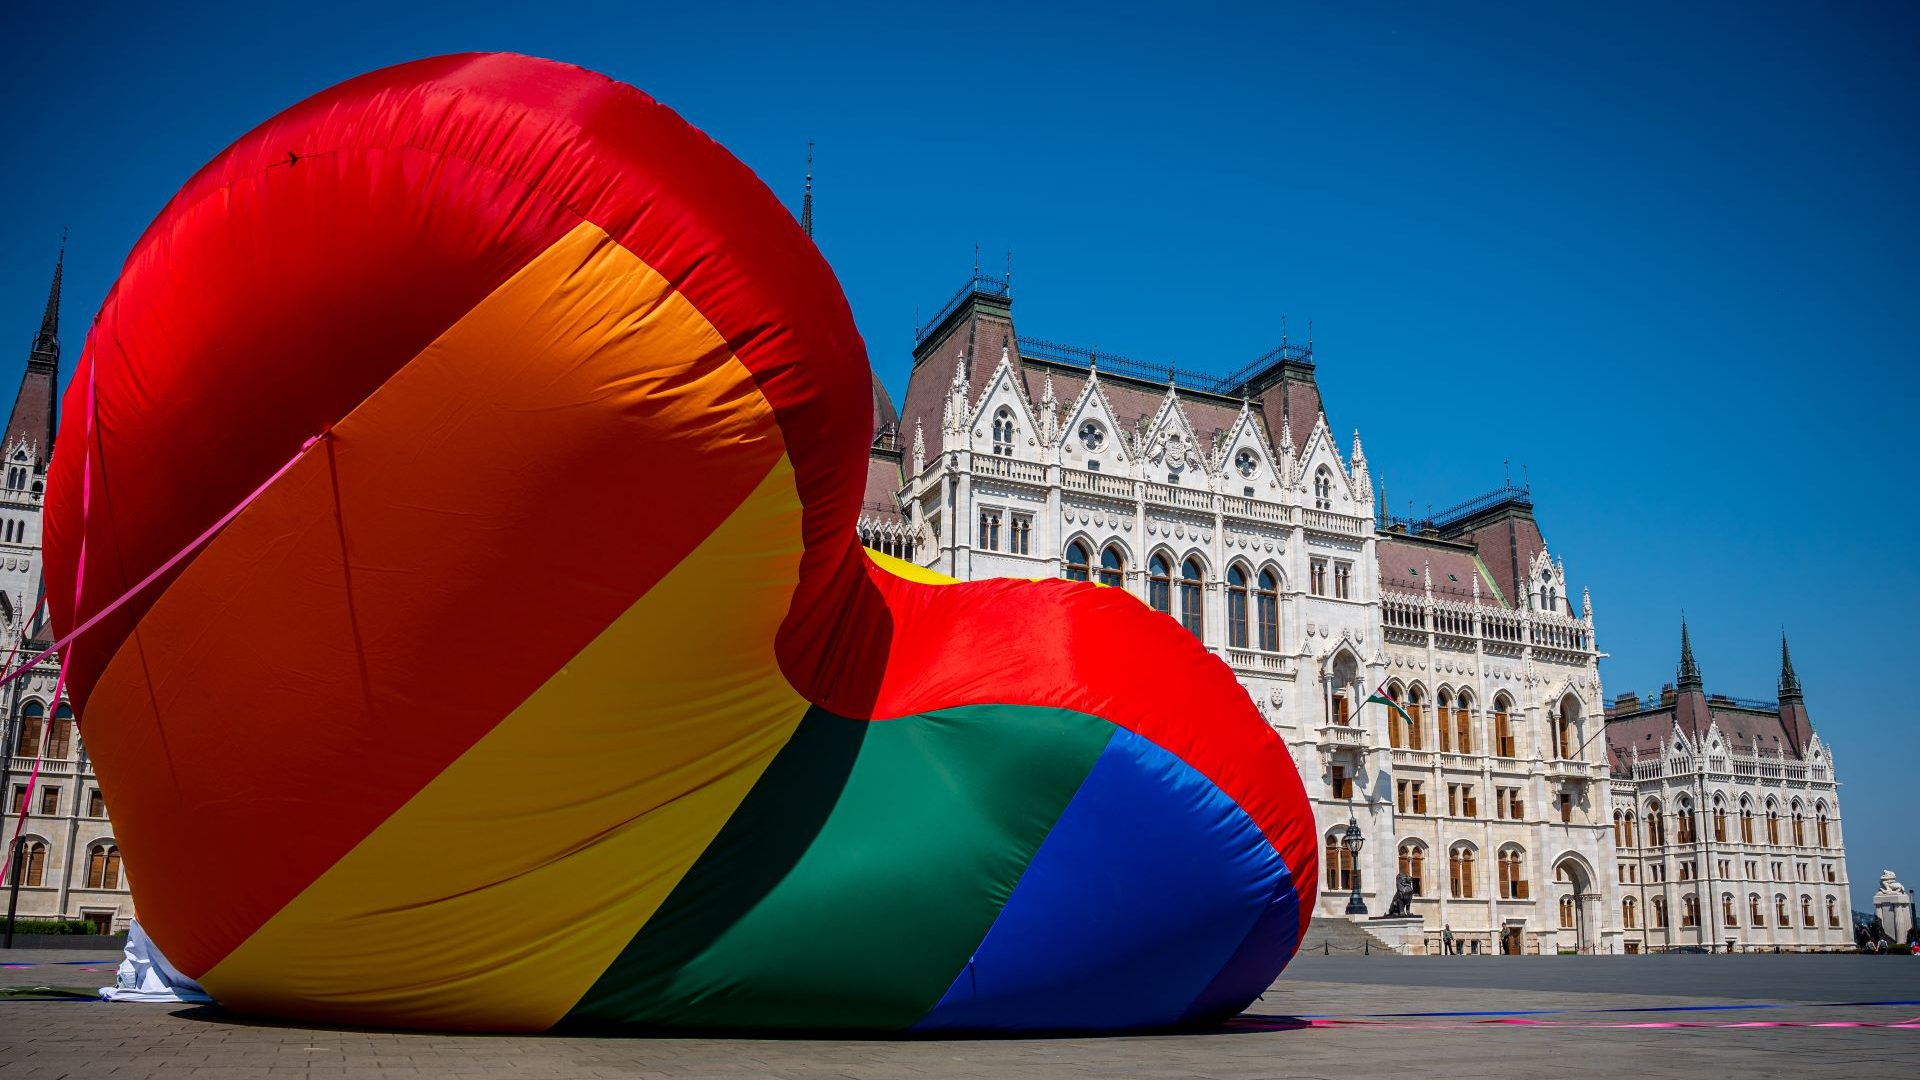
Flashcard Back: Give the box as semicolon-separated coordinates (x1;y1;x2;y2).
864;546;957;585
201;232;809;1031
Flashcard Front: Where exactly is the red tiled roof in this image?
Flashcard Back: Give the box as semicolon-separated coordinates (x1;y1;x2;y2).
1375;535;1497;606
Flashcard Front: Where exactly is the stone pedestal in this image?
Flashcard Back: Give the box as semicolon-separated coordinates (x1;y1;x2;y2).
1874;870;1915;944
1363;915;1427;955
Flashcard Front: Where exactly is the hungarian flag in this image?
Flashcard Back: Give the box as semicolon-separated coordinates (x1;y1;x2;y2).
1365;680;1413;725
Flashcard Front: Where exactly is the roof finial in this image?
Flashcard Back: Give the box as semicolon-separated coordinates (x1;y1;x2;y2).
1778;630;1803;702
800;142;814;238
1677;615;1703;692
1281;314;1288;346
973;242;980;278
1307;319;1314;353
31;233;64;364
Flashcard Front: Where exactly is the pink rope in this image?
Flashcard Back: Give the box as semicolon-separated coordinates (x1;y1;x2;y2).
0;352;326;888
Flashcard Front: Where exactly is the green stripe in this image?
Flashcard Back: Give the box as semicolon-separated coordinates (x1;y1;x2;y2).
562;703;1116;1030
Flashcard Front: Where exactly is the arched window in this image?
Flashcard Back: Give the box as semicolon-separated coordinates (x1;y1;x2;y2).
1148;555;1172;614
1497;846;1528;899
18;838;47;887
1555;697;1577;759
1559;895;1576;929
1816;806;1831;848
991;408;1015;456
1226;565;1250;648
86;843;122;889
1313;466;1333;510
1766;801;1781;845
1645;800;1667;846
1827;895;1840;927
1063;541;1091;582
1774;894;1789;927
1404;686;1425;751
1616;811;1636;848
1436;690;1454;752
1178;558;1204;639
1448;844;1475;899
1493;695;1515;757
1398;841;1425;895
1675;797;1696;844
1722;893;1738;927
1453;691;1473;754
1712;796;1727;843
1325;831;1357;892
1651;896;1668;928
1750;894;1764;926
15;700;43;758
46;704;73;760
1622;896;1638;929
1255;570;1279;651
1681;894;1699;928
1791;802;1806;847
1740;798;1755;843
1800;894;1814;927
1097;546;1125;588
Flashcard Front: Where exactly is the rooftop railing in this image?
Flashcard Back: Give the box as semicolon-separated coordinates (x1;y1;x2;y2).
915;274;1012;344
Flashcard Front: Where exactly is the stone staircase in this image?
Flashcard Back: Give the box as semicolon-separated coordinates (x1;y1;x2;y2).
1297;915;1407;956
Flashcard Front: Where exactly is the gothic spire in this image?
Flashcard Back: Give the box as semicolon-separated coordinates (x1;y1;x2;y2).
800;142;814;239
30;235;63;367
1677;616;1703;692
1778;631;1804;702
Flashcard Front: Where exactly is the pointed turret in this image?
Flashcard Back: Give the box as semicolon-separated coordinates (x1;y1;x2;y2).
800;142;814;239
6;239;64;467
1778;632;1803;703
1777;630;1813;755
1677;617;1703;692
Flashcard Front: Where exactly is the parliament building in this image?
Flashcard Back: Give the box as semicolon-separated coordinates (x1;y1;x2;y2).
860;273;1851;953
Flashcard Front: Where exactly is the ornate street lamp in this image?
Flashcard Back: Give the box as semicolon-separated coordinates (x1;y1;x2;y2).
1343;812;1367;915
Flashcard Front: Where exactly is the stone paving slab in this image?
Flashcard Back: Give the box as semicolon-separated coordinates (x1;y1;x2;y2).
2;948;1916;1078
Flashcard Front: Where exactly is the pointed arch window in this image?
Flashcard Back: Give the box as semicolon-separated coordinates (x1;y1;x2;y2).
991;408;1015;456
86;843;122;889
1097;547;1125;588
1403;686;1425;751
1826;895;1840;927
1255;570;1279;651
1493;696;1515;757
1722;893;1738;927
1559;895;1576;929
18;838;46;887
1749;894;1763;926
1766;804;1780;845
1652;895;1668;929
1791;805;1806;847
1622;896;1638;929
1740;799;1756;843
1675;797;1696;844
1681;894;1699;928
14;700;43;759
1436;690;1454;752
1063;541;1091;582
1497;846;1528;899
1325;831;1357;892
1774;894;1789;927
1448;845;1475;899
1148;555;1172;615
1313;466;1333;510
1226;566;1250;648
1816;809;1831;848
1178;559;1204;640
1454;692;1473;754
1800;894;1815;928
1712;796;1727;843
1646;800;1667;846
1398;841;1425;895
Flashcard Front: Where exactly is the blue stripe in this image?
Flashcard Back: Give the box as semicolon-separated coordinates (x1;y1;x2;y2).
914;727;1297;1031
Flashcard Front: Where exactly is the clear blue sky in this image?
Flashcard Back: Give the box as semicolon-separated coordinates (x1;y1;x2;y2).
3;2;1915;912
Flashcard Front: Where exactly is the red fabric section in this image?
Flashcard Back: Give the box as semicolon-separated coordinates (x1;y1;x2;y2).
45;53;868;709
812;545;1320;942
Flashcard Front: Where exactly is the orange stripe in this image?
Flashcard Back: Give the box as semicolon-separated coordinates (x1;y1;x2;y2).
84;221;786;977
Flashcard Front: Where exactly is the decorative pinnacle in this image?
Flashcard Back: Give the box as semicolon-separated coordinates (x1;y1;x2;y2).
1677;616;1703;691
800;142;813;239
31;234;64;364
1779;631;1803;701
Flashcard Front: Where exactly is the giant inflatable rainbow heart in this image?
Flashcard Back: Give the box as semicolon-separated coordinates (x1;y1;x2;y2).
42;53;1316;1032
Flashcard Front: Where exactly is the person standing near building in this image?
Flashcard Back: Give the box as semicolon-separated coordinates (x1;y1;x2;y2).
1443;925;1454;956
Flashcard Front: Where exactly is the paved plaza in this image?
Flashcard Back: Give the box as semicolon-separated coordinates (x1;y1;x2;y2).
2;947;1915;1078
